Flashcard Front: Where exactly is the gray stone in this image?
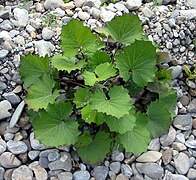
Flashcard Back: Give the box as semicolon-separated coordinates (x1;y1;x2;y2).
33;40;55;57
136;163;163;179
44;0;65;10
187;168;196;180
179;9;196;20
39;156;50;169
168;65;182;79
109;162;121;174
0;152;21;168
142;7;154;18
185;139;196;149
30;132;45;150
162;148;173;165
92;8;101;19
121;164;132;178
0;167;5;180
126;0;142;10
186;0;196;9
136;151;162;163
0;138;7;154
0;9;9;19
187;99;196;113
73;170;90;180
175;133;185;143
0;100;12;120
13;8;28;27
28;150;40;160
174;152;190;174
180;95;190;106
170;174;189;180
4;132;14;141
92;166;109;180
148;138;160;151
160;126;176;146
0;49;9;59
7;140;28;154
58;172;73;180
172;142;186;151
33;165;48;180
48;151;60;161
0;81;7;90
3;92;20;105
100;9;115;22
12;165;33;180
74;0;86;7
42;27;54;40
173;114;192;130
78;11;90;21
111;149;124;162
9;100;25;128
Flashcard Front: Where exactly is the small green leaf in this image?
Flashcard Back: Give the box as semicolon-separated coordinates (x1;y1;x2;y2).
147;100;171;138
90;86;132;119
26;75;59;111
118;112;151;155
115;40;157;87
88;51;111;70
60;19;102;57
19;55;50;88
52;55;86;73
73;88;91;108
83;62;116;86
81;105;105;125
156;69;172;80
105;110;136;134
103;14;144;45
77;131;112;164
32;101;79;147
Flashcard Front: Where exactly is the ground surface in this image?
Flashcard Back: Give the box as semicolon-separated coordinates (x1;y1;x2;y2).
0;0;195;179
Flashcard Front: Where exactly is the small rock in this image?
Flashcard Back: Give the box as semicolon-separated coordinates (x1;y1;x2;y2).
7;140;28;154
9;100;25;128
15;35;25;46
148;138;160;151
160;126;176;146
168;65;182;79
61;2;75;9
170;174;189;180
180;95;190;106
116;173;128;180
12;165;33;180
111;149;124;162
100;9;115;22
179;9;196;20
187;99;196;113
3;92;21;105
92;166;109;180
109;162;121;174
0;49;9;59
58;172;73;180
44;0;65;10
162;148;173;165
73;171;90;180
0;100;12;120
187;168;196;180
33;165;48;180
186;0;196;9
92;8;101;19
172;142;186;151
48;151;60;161
74;0;86;7
173;114;192;130
0;137;6;154
30;132;45;150
28;150;40;160
13;8;29;27
136;151;162;163
42;27;54;40
142;7;154;18
0;167;5;180
136;163;163;179
39;157;50;169
78;11;90;21
0;152;21;168
0;81;7;90
185;139;196;149
121;164;132;178
174;152;190;174
126;0;142;10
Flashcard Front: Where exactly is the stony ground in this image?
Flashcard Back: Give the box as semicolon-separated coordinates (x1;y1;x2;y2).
0;0;195;179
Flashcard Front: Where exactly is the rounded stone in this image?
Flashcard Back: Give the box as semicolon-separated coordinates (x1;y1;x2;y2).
0;152;21;168
174;152;190;174
73;170;90;180
12;165;33;180
7;140;28;154
173;114;192;130
136;151;162;163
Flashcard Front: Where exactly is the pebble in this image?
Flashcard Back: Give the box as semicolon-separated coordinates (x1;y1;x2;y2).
39;156;50;169
170;174;189;180
187;168;196;180
168;65;182;79
0;167;5;180
7;140;28;155
172;142;186;151
126;0;142;10
42;27;54;40
74;0;86;8
3;92;20;105
111;149;124;162
13;8;29;27
136;163;163;179
121;164;132;178
30;133;45;150
109;162;121;174
0;100;12;120
160;126;176;146
58;172;73;180
12;165;33;180
174;152;190;174
92;166;109;180
136;151;162;163
162;148;173;165
73;170;90;180
0;49;9;59
0;137;6;154
44;0;65;10
0;81;7;90
33;165;48;180
48;151;60;161
100;9;115;22
187;99;196;113
173;114;193;130
185;139;196;149
148;138;160;151
180;95;190;106
0;152;21;168
78;11;90;21
179;9;196;20
28;150;40;160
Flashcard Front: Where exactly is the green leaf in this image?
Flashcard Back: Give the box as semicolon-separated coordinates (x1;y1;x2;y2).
147;100;171;138
88;51;111;70
115;40;157;87
32;101;79;147
51;55;86;73
19;55;50;88
118;112;151;155
156;69;172;80
105;110;136;134
26;75;59;111
83;62;116;86
60;19;102;57
77;131;112;164
81;105;105;125
90;86;132;119
103;14;144;45
73;88;91;108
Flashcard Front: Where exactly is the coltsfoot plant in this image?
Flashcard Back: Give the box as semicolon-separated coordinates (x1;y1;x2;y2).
19;14;177;165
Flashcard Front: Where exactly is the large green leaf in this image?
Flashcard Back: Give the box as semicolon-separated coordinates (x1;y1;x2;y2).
115;41;157;87
73;88;91;108
88;51;111;70
105;110;136;134
19;55;50;88
51;55;86;73
33;101;79;147
147;100;171;138
81;105;105;125
26;75;59;111
103;14;144;45
76;131;112;164
83;62;116;86
119;112;151;155
90;86;132;119
60;19;102;57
